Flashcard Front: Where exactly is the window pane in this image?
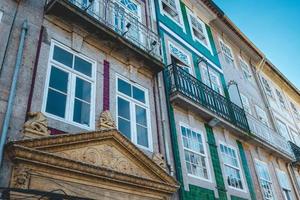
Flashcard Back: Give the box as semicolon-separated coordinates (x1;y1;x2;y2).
133;86;145;103
73;99;90;126
46;89;67;118
118;79;131;96
53;46;73;67
75;78;91;103
136;105;147;126
118;97;130;119
74;56;92;77
118;117;131;139
137;125;148;147
49;66;68;93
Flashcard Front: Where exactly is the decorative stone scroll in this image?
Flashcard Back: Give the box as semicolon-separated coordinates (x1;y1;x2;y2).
23;112;50;138
11;167;30;189
97;110;116;130
152;153;167;171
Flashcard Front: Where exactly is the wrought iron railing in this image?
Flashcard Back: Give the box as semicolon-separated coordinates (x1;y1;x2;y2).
289;141;300;162
246;113;294;158
49;0;162;60
165;64;250;132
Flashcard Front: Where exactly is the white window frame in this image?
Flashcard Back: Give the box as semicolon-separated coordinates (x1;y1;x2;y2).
219;39;235;67
239;57;253;81
291;129;300;147
241;93;251;114
276;169;293;200
219;142;245;191
168;41;194;75
179;122;211;182
276;89;287;109
115;75;153;152
276;119;291;141
255;105;268;126
255;159;275;200
261;76;274;98
42;40;96;130
290;102;300;120
200;63;224;95
159;0;184;28
186;10;212;53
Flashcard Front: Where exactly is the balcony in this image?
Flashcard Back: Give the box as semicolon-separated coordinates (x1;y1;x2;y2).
45;0;163;70
289;141;300;163
164;64;250;134
246;114;294;159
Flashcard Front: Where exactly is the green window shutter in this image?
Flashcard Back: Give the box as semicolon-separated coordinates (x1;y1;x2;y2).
236;141;257;200
205;124;228;200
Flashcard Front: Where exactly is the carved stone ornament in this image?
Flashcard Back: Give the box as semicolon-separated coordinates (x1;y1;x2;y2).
11;167;30;189
152;153;167;171
23;112;50;137
97;110;116;130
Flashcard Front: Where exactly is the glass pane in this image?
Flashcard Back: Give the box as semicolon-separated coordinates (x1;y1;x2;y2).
135;105;147;126
53;46;73;68
118;117;131;139
74;56;92;77
137;124;148;147
49;66;68;93
75;78;91;103
118;97;130;119
73;99;90;126
133;86;145;103
46;89;66;118
118;79;131;97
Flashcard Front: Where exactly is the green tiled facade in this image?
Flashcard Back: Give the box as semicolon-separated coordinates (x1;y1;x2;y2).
230;196;248;200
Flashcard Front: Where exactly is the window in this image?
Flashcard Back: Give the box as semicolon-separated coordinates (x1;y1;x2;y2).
43;42;95;128
276;169;293;200
261;77;273;98
255;160;275;200
239;58;252;81
116;77;152;150
255;106;268;126
241;94;251;114
161;0;180;22
181;125;210;180
169;42;192;74
276;120;291;140
291;129;300;147
188;13;210;49
220;40;234;67
200;62;223;95
220;143;244;190
276;89;286;109
290;102;300;119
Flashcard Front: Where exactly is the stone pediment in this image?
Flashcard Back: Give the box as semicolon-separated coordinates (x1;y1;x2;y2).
7;129;179;196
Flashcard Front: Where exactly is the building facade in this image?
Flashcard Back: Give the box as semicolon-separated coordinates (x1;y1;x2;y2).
0;0;300;200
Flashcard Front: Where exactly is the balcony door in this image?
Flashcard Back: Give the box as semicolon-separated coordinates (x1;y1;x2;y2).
113;0;142;44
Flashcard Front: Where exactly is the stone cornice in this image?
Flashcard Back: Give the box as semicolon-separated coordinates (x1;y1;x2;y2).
7;129;179;193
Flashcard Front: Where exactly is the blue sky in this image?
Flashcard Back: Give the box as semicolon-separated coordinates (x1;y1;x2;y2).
213;0;300;89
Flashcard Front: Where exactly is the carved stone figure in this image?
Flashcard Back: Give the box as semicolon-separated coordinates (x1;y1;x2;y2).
97;110;116;130
11;167;30;189
23;112;50;137
152;153;167;171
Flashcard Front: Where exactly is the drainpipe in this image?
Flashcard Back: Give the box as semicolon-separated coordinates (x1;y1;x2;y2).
287;163;300;199
0;20;28;166
157;73;174;175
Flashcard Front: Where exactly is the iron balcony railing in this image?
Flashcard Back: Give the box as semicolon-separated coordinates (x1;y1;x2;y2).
246;113;294;158
54;0;162;60
289;141;300;162
165;64;250;132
